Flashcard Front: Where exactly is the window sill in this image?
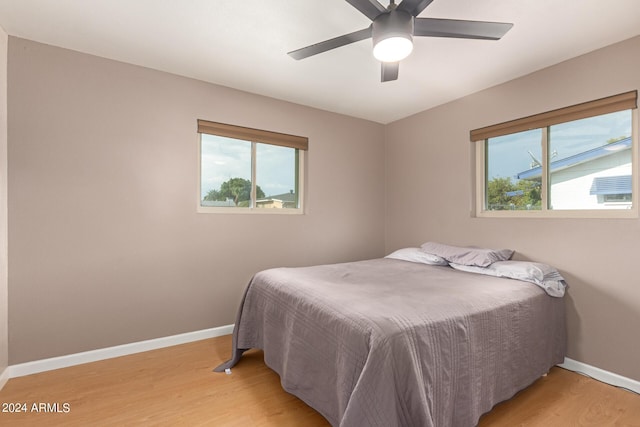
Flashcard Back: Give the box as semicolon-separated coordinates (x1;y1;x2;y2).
474;208;638;219
197;206;304;215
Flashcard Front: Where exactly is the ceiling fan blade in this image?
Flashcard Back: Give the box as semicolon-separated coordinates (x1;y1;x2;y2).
414;18;513;40
345;0;386;21
396;0;434;17
381;62;399;82
288;27;372;60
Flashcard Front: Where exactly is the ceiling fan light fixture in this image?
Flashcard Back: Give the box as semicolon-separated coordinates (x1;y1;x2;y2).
373;35;413;62
372;9;414;62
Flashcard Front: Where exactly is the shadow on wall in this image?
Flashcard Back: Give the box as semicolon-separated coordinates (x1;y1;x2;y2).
560;271;640;382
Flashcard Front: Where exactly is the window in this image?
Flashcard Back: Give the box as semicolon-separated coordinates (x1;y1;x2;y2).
471;91;638;218
197;120;307;213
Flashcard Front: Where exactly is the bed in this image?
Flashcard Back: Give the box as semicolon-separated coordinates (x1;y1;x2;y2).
215;249;567;427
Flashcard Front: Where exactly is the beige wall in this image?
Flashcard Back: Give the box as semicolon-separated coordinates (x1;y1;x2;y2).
0;25;8;384
7;32;640;384
385;36;640;381
7;38;385;364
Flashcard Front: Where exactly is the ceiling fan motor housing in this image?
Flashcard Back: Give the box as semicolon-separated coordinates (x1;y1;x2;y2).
372;9;415;59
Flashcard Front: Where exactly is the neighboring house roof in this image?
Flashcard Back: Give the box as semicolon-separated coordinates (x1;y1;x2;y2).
257;191;297;203
517;136;631;180
590;175;632;195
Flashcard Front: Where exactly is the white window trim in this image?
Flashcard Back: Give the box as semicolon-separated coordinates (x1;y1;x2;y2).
197;135;306;215
474;109;638;219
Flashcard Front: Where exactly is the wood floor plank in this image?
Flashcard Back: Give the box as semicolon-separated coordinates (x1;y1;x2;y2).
0;335;638;426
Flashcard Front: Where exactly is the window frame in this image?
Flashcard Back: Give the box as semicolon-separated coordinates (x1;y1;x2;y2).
472;92;638;219
197;120;307;215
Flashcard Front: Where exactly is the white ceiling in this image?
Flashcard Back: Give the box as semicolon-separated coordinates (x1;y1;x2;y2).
0;0;638;124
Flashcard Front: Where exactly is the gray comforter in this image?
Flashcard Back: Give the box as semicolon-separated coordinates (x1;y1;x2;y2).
215;258;566;427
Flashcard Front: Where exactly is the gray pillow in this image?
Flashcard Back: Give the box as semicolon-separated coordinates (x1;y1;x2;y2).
449;260;567;297
420;241;513;267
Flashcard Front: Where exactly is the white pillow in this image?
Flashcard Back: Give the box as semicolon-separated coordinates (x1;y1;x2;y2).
385;248;449;266
449;260;567;297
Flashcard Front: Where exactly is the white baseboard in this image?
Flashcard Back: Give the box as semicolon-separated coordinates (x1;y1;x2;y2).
0;365;9;390
8;324;234;379
559;357;640;394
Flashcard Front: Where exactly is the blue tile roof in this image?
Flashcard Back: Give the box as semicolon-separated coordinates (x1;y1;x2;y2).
590;175;632;195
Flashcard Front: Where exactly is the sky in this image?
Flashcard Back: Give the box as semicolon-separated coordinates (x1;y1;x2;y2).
200;134;296;199
487;110;632;181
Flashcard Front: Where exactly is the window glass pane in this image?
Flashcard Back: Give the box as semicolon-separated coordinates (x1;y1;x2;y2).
486;129;543;210
255;144;298;209
200;134;252;207
548;110;632;210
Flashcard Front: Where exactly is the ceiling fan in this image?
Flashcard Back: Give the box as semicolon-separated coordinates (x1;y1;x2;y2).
288;0;513;82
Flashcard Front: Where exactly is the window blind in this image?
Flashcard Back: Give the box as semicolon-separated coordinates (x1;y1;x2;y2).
198;119;308;151
470;90;637;142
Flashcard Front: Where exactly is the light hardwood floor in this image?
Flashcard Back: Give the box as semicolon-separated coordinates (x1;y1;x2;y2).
0;335;639;426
